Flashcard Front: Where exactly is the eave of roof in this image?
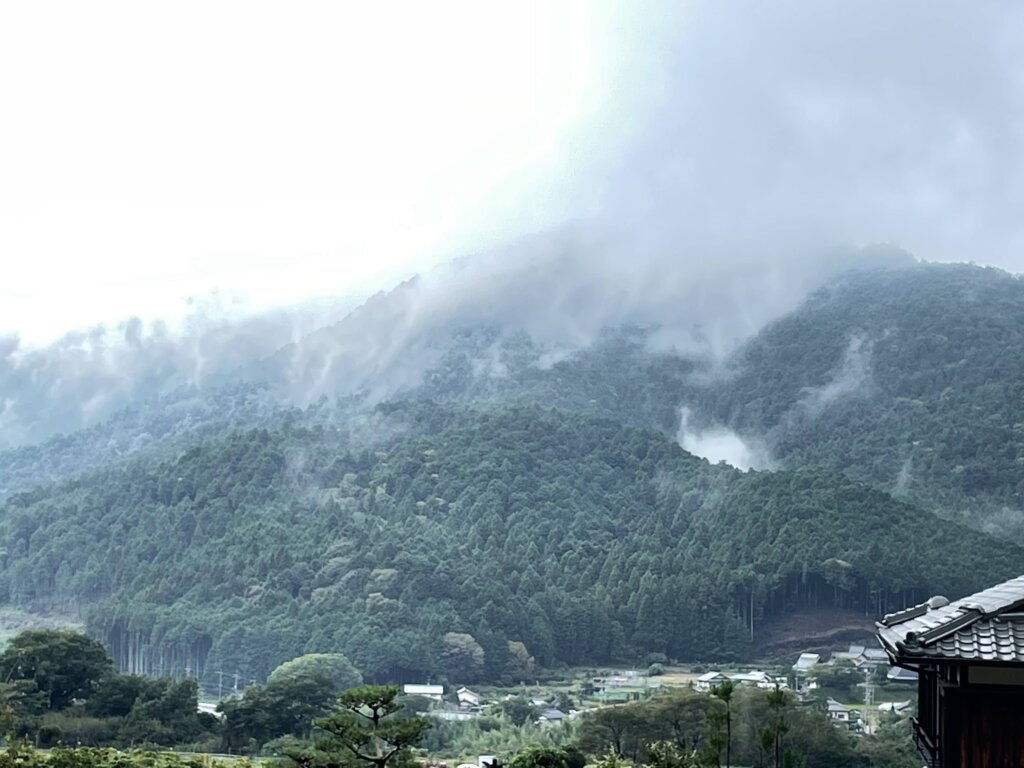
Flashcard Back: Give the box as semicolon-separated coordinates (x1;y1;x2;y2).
876;575;1024;664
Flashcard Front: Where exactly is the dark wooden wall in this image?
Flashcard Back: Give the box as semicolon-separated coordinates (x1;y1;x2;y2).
945;686;1024;768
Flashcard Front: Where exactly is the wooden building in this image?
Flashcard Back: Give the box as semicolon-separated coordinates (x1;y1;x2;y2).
876;574;1024;768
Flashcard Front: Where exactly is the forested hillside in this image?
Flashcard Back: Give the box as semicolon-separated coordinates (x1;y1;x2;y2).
2;403;1018;687
3;259;1024;692
406;263;1024;536
0;383;284;500
8;261;1024;539
698;263;1024;536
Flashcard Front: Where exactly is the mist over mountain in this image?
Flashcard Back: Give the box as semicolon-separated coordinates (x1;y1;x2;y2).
5;2;1024;709
261;234;911;406
9;0;1024;455
693;262;1024;537
5;255;1024;543
0;232;907;460
0;297;355;451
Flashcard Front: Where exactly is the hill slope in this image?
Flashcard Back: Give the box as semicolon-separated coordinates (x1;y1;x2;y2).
698;263;1024;535
2;403;1018;686
5;260;1024;543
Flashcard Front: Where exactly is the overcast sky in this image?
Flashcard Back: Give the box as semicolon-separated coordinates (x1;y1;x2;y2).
3;2;1024;346
0;1;597;345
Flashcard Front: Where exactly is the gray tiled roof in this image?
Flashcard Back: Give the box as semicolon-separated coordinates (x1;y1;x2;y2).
876;575;1024;663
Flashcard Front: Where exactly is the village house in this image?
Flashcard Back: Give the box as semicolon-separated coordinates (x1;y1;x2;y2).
432;708;477;721
456;686;482;708
694;671;729;692
791;652;820;673
695;669;787;693
877;573;1024;768
729;670;787;689
886;665;918;683
791;653;821;695
403;683;444;701
831;644;889;670
878;700;913;715
537;708;566;727
825;697;861;724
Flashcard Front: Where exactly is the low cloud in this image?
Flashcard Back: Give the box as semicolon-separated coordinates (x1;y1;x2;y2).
677;407;771;471
0;297;355;449
274;233;895;406
797;334;873;417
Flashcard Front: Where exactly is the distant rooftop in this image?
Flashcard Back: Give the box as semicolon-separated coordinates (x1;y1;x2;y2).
404;684;444;695
792;652;820;671
696;671;728;682
886;666;918;682
878;700;912;713
826;698;855;713
730;670;771;683
877;574;1024;664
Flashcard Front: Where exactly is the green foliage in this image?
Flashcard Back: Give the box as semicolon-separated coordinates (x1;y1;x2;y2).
220;670;339;751
2;402;1020;683
287;684;429;768
0;630;113;710
499;698;540;728
702;263;1024;537
855;719;919;768
574;687;861;768
591;749;636;768
576;690;719;763
419;713;576;758
0;743;252;768
441;633;486;683
0;629;215;748
808;660;859;702
506;746;568;768
268;653;362;693
3;263;1024;687
710;681;734;768
645;741;699;768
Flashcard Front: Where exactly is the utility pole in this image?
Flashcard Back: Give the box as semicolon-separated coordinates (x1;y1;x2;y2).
862;669;875;734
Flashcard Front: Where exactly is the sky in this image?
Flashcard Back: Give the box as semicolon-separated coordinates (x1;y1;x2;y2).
0;1;597;345
3;2;1024;347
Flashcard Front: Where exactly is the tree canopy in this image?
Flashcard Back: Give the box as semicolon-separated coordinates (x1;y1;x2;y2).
1;403;1020;684
287;684;430;768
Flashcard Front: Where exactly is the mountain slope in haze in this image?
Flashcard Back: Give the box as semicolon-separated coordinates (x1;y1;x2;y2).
255;238;905;405
0;242;897;498
6;257;1024;543
696;263;1024;536
1;404;1019;686
395;261;1024;536
0;299;360;450
5;255;1024;544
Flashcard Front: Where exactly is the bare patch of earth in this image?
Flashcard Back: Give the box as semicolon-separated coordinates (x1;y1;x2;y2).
756;607;877;658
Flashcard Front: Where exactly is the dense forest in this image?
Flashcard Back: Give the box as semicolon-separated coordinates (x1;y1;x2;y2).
404;263;1024;538
2;403;1019;687
5;262;1023;538
697;263;1024;537
1;260;1024;688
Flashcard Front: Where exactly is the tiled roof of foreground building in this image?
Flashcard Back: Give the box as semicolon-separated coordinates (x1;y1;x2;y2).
876;575;1024;663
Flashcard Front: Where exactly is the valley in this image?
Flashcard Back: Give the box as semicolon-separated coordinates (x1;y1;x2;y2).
1;260;1023;691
